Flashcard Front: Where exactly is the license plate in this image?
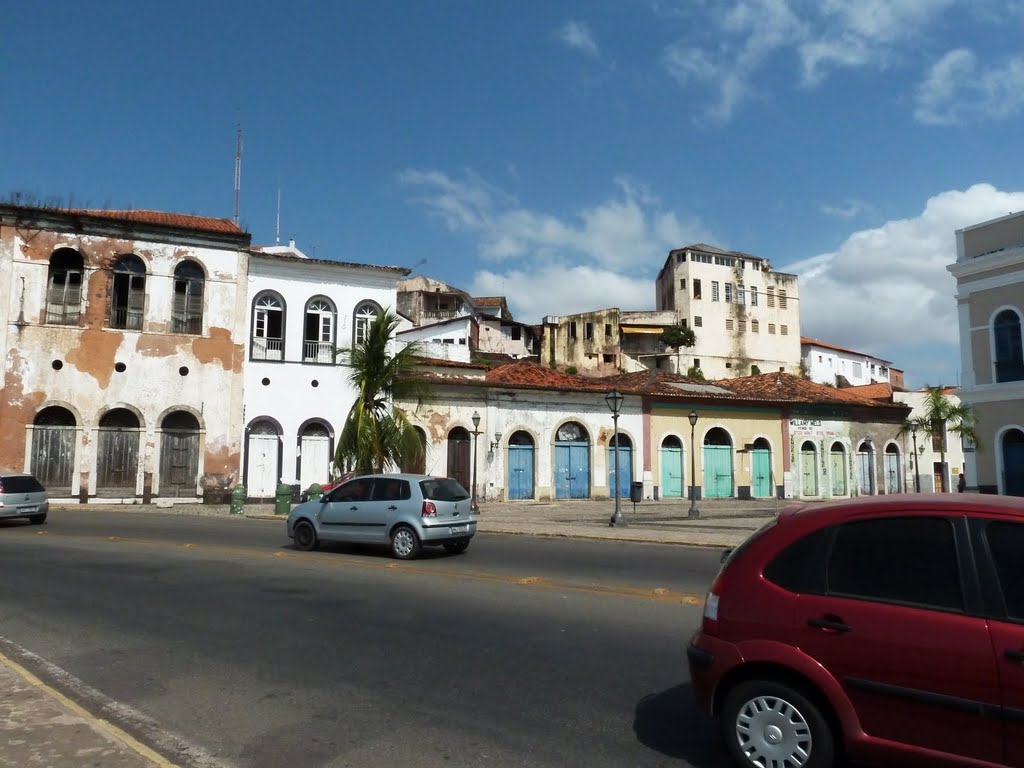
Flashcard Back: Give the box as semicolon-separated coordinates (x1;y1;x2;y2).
19;506;37;514
449;525;468;534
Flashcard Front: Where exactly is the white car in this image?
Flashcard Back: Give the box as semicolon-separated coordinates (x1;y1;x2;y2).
0;472;49;525
287;473;477;559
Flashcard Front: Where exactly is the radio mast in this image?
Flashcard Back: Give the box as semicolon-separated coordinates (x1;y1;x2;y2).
233;123;243;226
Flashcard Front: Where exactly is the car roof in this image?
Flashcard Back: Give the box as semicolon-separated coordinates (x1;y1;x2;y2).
778;494;1024;528
344;473;449;481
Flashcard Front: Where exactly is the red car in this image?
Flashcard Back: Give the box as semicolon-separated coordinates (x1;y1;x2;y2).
688;494;1024;768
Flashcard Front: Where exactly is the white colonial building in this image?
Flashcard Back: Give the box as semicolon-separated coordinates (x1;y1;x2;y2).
654;243;802;379
801;337;893;387
241;243;409;499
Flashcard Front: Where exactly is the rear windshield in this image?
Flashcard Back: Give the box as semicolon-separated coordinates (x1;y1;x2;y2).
419;478;470;502
2;475;45;493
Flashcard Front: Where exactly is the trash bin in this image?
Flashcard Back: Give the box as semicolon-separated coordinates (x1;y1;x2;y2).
306;482;323;503
275;482;293;516
630;481;643;504
230;483;246;515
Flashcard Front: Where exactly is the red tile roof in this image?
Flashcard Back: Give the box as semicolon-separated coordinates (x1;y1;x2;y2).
840;382;894;402
486;361;602;391
714;373;906;409
70;209;243;234
472;296;504;307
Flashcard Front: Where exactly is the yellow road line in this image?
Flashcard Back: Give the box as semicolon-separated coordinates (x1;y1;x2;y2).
41;531;708;605
0;650;179;768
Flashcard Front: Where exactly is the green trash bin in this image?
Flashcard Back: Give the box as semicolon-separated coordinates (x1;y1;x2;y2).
230;484;246;515
275;482;293;515
307;482;323;503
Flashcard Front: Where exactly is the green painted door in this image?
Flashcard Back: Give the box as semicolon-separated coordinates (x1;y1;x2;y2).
703;445;733;498
830;450;847;496
751;448;771;497
801;448;818;496
660;445;683;497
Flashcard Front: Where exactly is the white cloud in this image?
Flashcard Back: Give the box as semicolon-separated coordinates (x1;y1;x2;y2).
915;48;1024;124
559;20;599;58
400;169;711;271
659;0;971;121
785;183;1024;385
820;199;871;218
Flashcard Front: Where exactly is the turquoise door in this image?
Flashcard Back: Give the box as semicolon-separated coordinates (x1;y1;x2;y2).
703;445;733;498
555;443;590;498
751;448;771;498
830;448;847;495
660;444;683;498
507;443;534;500
608;440;632;498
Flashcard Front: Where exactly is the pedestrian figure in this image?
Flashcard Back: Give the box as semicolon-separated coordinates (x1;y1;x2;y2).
957;473;966;493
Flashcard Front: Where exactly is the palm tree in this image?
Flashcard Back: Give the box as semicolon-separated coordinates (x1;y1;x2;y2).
906;386;982;492
334;309;431;475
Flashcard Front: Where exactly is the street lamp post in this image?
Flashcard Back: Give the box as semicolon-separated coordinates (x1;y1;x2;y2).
911;424;921;493
470;411;481;512
688;410;700;519
606;390;625;527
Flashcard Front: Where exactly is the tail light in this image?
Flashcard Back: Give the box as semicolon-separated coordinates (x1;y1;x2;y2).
702;574;722;636
421;500;437;518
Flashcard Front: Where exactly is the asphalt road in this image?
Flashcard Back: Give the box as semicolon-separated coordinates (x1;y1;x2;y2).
0;510;731;768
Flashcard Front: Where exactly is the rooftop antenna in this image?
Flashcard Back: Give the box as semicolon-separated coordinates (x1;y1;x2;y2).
233;121;243;226
275;188;281;245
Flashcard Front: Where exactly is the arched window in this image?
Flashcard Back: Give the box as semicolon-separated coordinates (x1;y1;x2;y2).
252;292;285;360
353;301;381;346
304;296;336;363
109;255;146;330
172;260;205;334
45;248;83;325
994;309;1024;382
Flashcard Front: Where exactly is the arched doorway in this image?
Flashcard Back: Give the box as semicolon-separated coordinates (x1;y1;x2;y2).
400;427;427;474
298;421;332;489
608;433;633;499
555;421;590;499
97;408;141;496
750;438;772;498
857;440;875;495
159;411;200;496
507;431;535;500
885;444;902;494
801;440;818;497
246;420;280;498
1003;428;1024;496
660;435;683;498
702;427;733;498
830;441;847;496
32;406;76;495
447;426;471;493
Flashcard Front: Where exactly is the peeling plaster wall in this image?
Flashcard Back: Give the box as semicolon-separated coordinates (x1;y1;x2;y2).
404;388;641;502
0;221;248;499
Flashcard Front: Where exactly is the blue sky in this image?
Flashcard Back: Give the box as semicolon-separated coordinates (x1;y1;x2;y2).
4;1;1024;388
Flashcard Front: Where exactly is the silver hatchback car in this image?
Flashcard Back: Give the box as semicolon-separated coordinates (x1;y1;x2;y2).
0;472;49;525
286;473;477;559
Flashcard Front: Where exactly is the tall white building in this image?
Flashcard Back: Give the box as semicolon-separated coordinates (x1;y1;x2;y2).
654;244;801;379
802;337;893;387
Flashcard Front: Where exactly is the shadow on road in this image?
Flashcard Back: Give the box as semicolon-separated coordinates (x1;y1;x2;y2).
634;683;727;767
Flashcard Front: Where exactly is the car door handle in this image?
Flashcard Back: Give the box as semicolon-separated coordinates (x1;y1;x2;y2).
387;505;398;510
808;617;851;633
1005;650;1024;663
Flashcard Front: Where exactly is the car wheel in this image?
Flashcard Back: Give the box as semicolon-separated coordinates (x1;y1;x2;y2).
29;514;47;525
721;679;835;768
443;540;469;555
292;520;318;551
390;525;421;560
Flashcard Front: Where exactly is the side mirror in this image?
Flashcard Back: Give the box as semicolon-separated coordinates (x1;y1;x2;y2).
720;548;733;564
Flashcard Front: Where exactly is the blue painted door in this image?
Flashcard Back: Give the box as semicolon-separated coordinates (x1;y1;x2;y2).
608;444;633;498
703;445;733;498
555;443;590;498
660;446;683;497
507;443;534;500
751;448;771;498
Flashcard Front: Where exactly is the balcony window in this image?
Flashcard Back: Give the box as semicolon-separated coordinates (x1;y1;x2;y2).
45;248;83;326
171;260;205;334
353;301;381;346
109;255;146;330
304;297;336;363
252;292;285;361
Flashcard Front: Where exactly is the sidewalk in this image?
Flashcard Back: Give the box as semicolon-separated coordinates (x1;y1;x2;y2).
0;648;176;768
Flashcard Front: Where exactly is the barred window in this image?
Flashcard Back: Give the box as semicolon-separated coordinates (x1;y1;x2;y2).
752;319;760;332
779;290;788;309
767;287;775;308
769;323;776;334
712;281;720;302
726;318;734;330
171;260;205;334
694;316;703;327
